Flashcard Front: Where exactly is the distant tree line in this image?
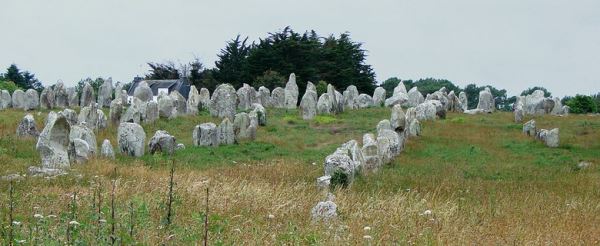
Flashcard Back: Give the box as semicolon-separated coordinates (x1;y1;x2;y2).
0;64;44;93
145;26;376;96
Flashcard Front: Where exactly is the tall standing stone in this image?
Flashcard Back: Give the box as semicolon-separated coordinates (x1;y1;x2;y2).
133;81;153;102
199;88;211;111
343;85;359;110
407;87;425;107
97;78;113;108
300;90;318;120
24;89;40;110
317;94;332;115
217;118;235;145
40;87;56;109
372;87;386;107
117;122;146;157
12;89;26;109
54;82;69;108
66;87;79;108
237;83;257;111
210;84;237;121
170;91;186;115
144;101;159;123
80;82;94;107
109;98;124;126
459;91;468;111
361;133;381;172
101;139;115;159
390;105;406;132
271;87;286;108
36;112;71;169
0;90;12;109
284;73;299;109
187;85;201;115
233;112;252;142
257;86;272;108
476;87;495;112
158;95;177;119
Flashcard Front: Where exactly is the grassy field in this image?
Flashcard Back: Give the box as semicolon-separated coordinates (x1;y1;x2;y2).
1;107;599;244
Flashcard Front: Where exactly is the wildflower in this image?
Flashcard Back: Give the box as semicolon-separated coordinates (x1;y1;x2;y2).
34;214;44;219
364;226;371;231
363;235;372;240
69;220;80;226
47;215;57;219
267;214;275;219
99;219;107;223
17;239;27;244
12;221;21;226
419;209;432;216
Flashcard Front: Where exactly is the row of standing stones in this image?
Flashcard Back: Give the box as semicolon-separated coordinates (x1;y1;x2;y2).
8;74;564;220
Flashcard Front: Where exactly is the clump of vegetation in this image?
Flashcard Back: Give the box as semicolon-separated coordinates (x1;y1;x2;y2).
313;115;338;125
566;95;597;114
330;171;350;189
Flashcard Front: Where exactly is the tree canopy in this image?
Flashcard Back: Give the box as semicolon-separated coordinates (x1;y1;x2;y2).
0;64;43;91
521;87;552;97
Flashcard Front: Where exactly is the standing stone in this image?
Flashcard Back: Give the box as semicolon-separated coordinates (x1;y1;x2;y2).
361;133;381;172
80;82;95;107
514;100;524;123
377;129;402;164
54;82;68;108
36;112;71;169
78;103;107;130
544;128;560;148
407;87;425;107
393;82;407;95
305;82;318;102
356;94;373;108
300;90;318;120
343;85;359;110
0;90;12;109
326;84;342;114
408;118;421;137
257;86;272;108
97;78;113;108
169;91;186;115
133;81;153;102
476;87;495;112
100;139;115;159
117;122;146;157
68;138;91;164
40;87;56;109
415;101;438;121
217;118;235;145
447;91;461;112
67;87;79;108
372;87;386;107
376;119;392;134
251;103;267;126
109;98;124;126
384;92;408;108
236;83;257;111
271;87;286;108
114;83;126;105
210;84;237;121
550;97;564;115
16;114;39;138
158;95;177;119
317;93;333;115
24;89;40;110
121;98;142;124
233;112;252;142
199;88;211;111
523;90;546;116
523;120;536;136
458;92;468;111
187;86;201;115
144;101;159;124
193;123;218;147
69;122;97;154
284;73;299;109
390;104;406;132
149;130;177;155
12;89;26;109
61;109;78;126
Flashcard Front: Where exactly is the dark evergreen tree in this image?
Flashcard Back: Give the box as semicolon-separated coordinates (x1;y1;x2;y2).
1;64;43;91
145;62;180;80
214;35;251;88
521;87;552;97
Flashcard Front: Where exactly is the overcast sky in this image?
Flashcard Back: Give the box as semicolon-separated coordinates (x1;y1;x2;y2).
1;0;598;97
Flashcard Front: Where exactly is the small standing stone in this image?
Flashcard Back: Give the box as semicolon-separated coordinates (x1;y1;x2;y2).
101;139;115;159
149;130;177;155
193;123;218;147
16;114;39;138
117;122;146;157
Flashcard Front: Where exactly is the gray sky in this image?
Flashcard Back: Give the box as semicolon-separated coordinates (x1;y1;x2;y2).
1;0;599;97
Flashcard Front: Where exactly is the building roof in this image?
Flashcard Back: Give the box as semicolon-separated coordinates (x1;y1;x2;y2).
127;78;191;100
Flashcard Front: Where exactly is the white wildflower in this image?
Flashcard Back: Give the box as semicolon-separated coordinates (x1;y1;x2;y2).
34;214;44;219
267;214;275;219
12;221;21;226
47;215;57;219
363;235;372;240
363;226;371;231
69;220;80;226
17;239;27;244
99;219;107;223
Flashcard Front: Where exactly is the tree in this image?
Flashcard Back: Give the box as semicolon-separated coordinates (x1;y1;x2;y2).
0;64;43;91
411;78;461;96
521;87;551;97
566;95;597;114
253;70;285;89
0;80;19;93
463;84;509;111
214;35;251;88
381;77;401;98
145;62;180;80
76;77;105;97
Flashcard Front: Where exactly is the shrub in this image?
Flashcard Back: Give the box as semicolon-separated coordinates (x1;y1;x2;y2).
316;80;328;96
330;170;349;189
566;95;597;114
253;70;285;89
314;115;338;124
0;80;20;93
